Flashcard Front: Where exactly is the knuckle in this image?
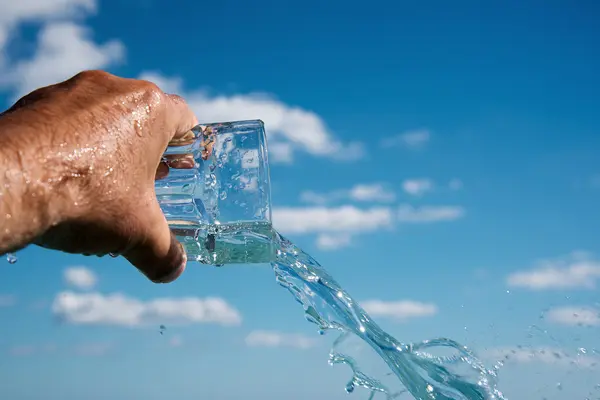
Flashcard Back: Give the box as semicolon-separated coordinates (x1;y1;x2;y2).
72;70;113;83
137;80;166;106
167;93;186;104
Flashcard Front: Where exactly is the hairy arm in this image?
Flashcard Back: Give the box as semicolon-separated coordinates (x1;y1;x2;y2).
0;70;196;283
0;109;80;254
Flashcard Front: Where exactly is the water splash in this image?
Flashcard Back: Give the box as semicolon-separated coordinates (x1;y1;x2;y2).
6;253;17;264
270;231;507;400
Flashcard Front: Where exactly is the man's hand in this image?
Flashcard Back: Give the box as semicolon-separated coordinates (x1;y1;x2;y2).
0;70;198;283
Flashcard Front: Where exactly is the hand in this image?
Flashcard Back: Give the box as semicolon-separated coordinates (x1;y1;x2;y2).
0;70;198;283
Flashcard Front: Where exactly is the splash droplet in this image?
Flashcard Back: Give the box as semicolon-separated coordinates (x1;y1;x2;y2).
6;253;17;264
345;381;355;393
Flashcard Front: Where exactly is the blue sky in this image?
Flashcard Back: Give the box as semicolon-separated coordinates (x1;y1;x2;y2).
1;0;600;399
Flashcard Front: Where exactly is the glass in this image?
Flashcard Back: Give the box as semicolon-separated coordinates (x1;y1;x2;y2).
155;120;275;266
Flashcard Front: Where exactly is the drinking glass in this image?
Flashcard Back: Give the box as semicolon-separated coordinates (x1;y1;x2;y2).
155;120;274;266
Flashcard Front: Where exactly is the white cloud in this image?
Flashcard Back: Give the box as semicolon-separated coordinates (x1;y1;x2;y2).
245;330;316;349
402;179;433;196
3;23;124;98
273;203;464;248
316;233;352;251
0;1;124;99
361;300;438;321
0;0;95;44
397;204;465;223
0;0;95;23
273;206;394;234
0;294;16;307
64;266;97;290
300;183;396;205
380;129;431;149
506;251;600;290
349;184;396;202
546;306;600;327
299;190;332;205
140;71;364;163
52;291;242;327
1;3;360;164
486;346;599;369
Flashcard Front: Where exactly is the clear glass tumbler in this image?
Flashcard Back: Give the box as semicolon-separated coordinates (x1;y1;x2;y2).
155;120;275;266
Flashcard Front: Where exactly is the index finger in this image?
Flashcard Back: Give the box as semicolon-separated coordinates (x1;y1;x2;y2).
163;93;199;142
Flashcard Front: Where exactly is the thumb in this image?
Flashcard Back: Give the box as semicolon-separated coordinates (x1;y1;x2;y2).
123;202;187;283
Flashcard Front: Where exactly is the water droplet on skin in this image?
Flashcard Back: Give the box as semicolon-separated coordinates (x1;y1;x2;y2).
6;253;17;264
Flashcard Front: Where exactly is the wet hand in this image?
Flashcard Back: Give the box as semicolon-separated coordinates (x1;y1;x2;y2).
0;70;198;283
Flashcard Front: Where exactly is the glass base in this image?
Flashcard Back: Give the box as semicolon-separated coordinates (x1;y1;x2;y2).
170;221;276;266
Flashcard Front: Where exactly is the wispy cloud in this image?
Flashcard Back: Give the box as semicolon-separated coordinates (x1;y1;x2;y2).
8;345;36;357
506;251;600;290
8;342;111;357
52;291;242;327
0;294;16;307
8;344;56;357
273;202;465;249
546;306;600;327
140;72;364;164
380;129;431;149
245;331;317;349
0;0;124;99
64;266;97;290
401;179;434;196
448;179;463;191
485;346;599;369
361;300;438;321
273;206;394;235
73;342;113;356
397;204;465;223
300;183;396;205
315;233;352;251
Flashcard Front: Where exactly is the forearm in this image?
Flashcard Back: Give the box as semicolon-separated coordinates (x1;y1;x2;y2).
0;110;76;254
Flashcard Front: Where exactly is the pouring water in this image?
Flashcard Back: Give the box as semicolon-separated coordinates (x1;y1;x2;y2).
156;120;507;399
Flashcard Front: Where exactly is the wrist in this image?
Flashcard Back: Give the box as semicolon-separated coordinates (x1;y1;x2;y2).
0;110;86;252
